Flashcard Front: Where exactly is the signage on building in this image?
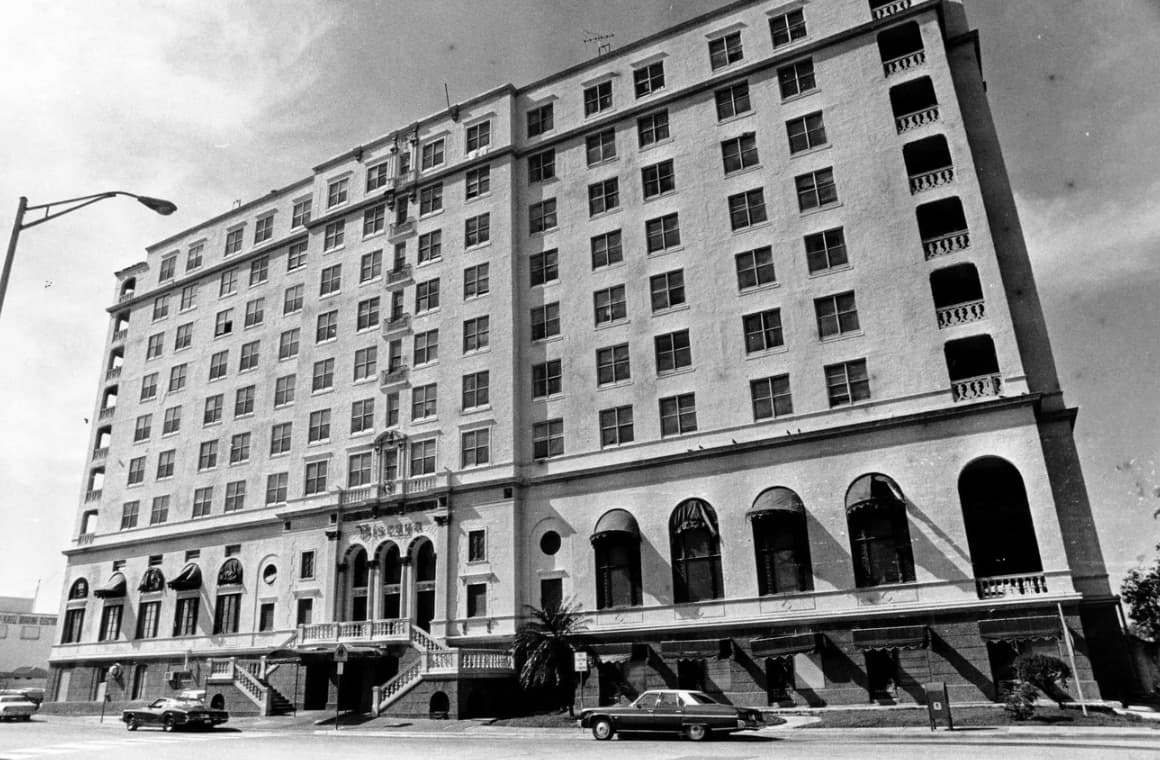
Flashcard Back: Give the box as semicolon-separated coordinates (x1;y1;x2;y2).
354;520;426;543
573;652;588;672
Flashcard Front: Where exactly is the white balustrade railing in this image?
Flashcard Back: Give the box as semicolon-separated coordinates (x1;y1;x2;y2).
377;662;423;712
936;299;986;329
976;572;1050;599
460;649;514;671
895;105;939;133
923;230;970;259
909;166;954;194
208;659;233;679
951;373;1002;402
410;623;445;652
872;0;911;19
883;49;926;76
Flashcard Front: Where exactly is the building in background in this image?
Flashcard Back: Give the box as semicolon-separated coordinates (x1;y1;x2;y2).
49;0;1126;717
0;597;55;698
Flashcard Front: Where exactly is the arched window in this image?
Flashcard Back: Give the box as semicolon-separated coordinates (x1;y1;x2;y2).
381;544;402;618
217;558;244;586
669;499;723;603
748;488;813;595
413;540;436;632
845;474;915;588
348;547;369;621
138;567;166;593
68;578;89;600
959;457;1042;578
591;509;642;609
415;542;436;583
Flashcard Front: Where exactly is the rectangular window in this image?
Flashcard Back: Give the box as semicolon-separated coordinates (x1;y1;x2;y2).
239;340;260;372
348;452;373;487
410;439;436;475
61;608;84;643
203;394;223;425
291;198;312;228
133;414;152;442
415;278;440;312
530;302;560;340
584;80;612;116
213;309;233;337
99;604;123;641
528;149;555;183
357;297;380;331
366;163;389;192
815;291;860;339
198;440;218;470
770;9;807;47
174;323;193;352
461;429;490;468
593;284;627;324
421;139;445;170
212;594;241;635
751;374;793;420
527;103;554;137
397;151;411;175
642;160;675;199
296;598;314;625
121;500;140;529
270;422;292;455
659;393;697;436
778;58;816;98
645;213;681;253
715;81;751;120
462;371;489;409
136;601;161;639
418;230;442;263
532;359;562;398
411;382;438;420
152;296;169;321
323;220;345;251
158;256;177;283
353;346;377;381
599;405;634;447
465;165;490;199
413;328;439;365
193;486;213;517
795;167;838;211
360;250;383;282
186;243;204;271
591;230;623;268
709;30;743;69
308;409;331;443
179;284;197;311
364;204;387;236
224;228;243;257
283;284;304;315
729;188;768;230
735;246;776;290
650;269;686;311
467;583;487;617
744;309;785;352
287;241;307;271
467;529;487;562
418;185;442;216
304;461;328;496
530;249;558;287
532;419;564;459
588;178;619;216
316;310;338;342
463;316;490;352
586;128;616;165
278;328;300;360
162;406;182;435
327;177;349;207
257;602;275;633
529;199;557;234
156;450;176;480
219;268;238;297
312;358;335;392
465;213;490;246
243;298;264;329
787;111;827;153
655;330;692;374
229;432;251;464
722;133;759;173
466;120;491;151
825;359;870;407
637;110;670;147
149;495;170;524
224;481;246;512
300;551;316;580
596;343;630;385
173;597;199;636
320;263;342;295
351;398;375;434
146;333;164;360
804;227;849;273
634;61;665;97
168;364;187;393
250;257;270;290
274;375;296;407
464;263;489;298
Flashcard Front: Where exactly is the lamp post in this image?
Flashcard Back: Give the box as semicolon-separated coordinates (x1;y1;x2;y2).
1;191;177;320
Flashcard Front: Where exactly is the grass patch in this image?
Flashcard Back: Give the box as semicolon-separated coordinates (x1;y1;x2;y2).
795;704;1150;729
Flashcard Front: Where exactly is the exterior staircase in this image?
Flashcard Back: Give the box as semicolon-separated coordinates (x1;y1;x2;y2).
207;657;295;716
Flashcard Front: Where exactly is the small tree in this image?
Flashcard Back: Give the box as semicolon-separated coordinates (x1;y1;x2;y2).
1003;652;1072;719
511;599;589;715
1122;544;1160;641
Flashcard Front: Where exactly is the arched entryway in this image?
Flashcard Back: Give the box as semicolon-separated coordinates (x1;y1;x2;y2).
345;546;370;621
958;457;1042;578
411;539;436;631
375;542;403;619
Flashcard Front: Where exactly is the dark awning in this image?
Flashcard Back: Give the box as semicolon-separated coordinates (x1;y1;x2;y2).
295;644;385;658
747;488;805;520
218;558;244;586
751;632;818;658
591;509;640;544
846;474;906;514
265;648;303;663
591;642;648;664
979;616;1060;643
93;573;126;599
167;563;202;591
660;638;731;660
138;567;166;593
670;499;718;536
852;625;927;651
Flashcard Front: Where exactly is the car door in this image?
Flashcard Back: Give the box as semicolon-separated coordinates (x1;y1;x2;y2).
618;692;658;731
652;692;684;732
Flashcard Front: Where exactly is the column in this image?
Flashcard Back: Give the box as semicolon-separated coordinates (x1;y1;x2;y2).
430;512;452;639
323;526;341;622
399;556;413;622
369;563;382;621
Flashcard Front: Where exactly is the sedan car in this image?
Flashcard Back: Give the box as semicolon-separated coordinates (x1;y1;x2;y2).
579;689;764;741
122;697;229;732
0;694;38;721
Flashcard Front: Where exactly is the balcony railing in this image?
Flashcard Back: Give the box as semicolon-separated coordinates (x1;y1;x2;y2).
389;219;415;238
386;265;413;285
84;489;102;503
92;446;109;462
339;473;449;507
76;533;95;546
872;0;911;19
380;365;410;387
381;314;412;337
909;166;954;194
105;367;122;382
299;618;411;645
936;299;986;329
112;329;127;344
98;407;115;422
952;373;1002;402
976;572;1050;600
883;49;926;76
118;292;134;304
922;230;970;259
895;105;939;133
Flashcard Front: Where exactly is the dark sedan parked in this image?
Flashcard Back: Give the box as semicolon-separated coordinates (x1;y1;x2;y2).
122;697;229;732
579;689;764;741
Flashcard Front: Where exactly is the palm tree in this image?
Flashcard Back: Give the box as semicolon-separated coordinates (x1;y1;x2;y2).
511;599;589;715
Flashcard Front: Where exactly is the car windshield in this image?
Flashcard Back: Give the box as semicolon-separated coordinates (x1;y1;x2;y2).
149;699;168;708
631;692;658;708
683;692;720;705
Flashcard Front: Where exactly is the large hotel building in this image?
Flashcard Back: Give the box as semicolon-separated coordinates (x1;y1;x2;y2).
49;0;1126;717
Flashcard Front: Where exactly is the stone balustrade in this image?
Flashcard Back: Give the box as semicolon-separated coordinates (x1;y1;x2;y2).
909;166;954;194
872;0;912;19
952;373;1002;402
976;572;1050;600
922;230;970;259
936;299;986;329
895;105;939;133
883;49;926;76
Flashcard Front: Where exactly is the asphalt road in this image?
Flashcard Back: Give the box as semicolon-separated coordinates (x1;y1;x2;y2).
1;717;1158;760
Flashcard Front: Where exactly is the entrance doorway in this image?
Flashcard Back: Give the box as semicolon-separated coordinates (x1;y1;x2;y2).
303;663;330;710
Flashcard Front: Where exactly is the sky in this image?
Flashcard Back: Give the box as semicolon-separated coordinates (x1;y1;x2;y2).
0;0;1157;614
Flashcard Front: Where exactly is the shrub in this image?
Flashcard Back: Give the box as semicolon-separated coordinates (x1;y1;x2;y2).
1002;680;1038;720
1014;653;1073;707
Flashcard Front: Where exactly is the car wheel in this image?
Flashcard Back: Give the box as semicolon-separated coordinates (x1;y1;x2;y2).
163;715;177;732
591;717;614;741
22;715;32;721
127;718;140;731
685;724;709;742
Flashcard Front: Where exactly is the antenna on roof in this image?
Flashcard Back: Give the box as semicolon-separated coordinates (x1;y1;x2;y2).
445;82;460;121
583;29;615;57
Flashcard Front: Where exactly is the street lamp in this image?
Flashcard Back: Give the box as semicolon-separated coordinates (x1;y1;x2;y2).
1;191;178;319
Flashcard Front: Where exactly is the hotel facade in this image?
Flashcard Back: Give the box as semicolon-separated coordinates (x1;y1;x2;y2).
49;0;1127;717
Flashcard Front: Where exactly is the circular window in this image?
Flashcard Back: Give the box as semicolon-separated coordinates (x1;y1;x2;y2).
539;531;561;555
262;564;277;585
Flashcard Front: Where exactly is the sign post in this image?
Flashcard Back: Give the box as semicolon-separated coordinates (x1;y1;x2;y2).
923;681;953;731
573;651;588;713
334;643;349;731
97;682;108;724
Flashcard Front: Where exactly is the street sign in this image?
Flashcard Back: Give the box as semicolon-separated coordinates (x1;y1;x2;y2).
336;661;345;675
573;651;588;672
334;643;349;663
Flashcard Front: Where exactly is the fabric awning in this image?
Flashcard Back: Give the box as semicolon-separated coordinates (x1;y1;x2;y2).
296;644;385;658
846;474;906;514
591;642;647;664
218;558;244;586
851;625;927;651
670;499;718;536
167;563;202;591
591;509;640;544
660;638;731;660
979;616;1061;643
747;488;805;520
751;632;818;658
93;573;126;599
138;567;166;592
265;648;303;663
